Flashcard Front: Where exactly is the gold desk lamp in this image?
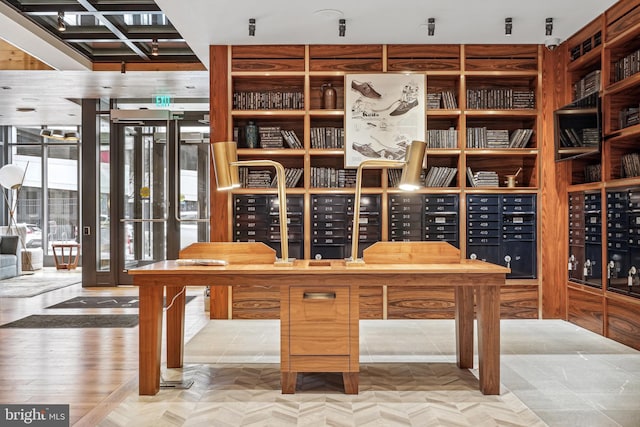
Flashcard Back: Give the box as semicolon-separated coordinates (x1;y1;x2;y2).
347;140;427;266
211;141;294;266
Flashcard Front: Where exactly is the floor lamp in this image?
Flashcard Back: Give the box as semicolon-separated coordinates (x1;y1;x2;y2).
347;140;427;265
211;141;294;266
0;163;32;271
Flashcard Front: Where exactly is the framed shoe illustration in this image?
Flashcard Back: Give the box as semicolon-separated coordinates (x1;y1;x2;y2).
345;73;425;168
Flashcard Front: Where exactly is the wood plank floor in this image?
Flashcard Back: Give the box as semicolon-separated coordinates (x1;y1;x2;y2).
0;272;209;426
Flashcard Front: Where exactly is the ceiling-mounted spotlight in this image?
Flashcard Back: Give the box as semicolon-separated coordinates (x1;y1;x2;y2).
545;17;553;36
505;17;512;36
57;11;66;32
338;18;346;37
427;18;435;36
249;18;256;36
151;38;158;56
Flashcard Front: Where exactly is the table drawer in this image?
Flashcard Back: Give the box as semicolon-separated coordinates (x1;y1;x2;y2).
289;286;350;356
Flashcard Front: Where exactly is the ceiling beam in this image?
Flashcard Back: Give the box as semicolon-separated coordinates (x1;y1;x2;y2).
75;0;148;60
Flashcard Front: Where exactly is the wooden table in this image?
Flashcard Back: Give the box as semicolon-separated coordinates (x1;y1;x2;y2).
129;241;509;396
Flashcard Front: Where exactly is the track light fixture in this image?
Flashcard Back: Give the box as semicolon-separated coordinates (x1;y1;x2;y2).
249;18;256;36
339;18;346;37
505;17;512;36
151;38;158;56
57;11;66;32
545;17;553;36
427;18;435;36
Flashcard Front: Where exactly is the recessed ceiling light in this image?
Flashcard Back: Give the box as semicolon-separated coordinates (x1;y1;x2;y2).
16;107;36;113
313;9;343;19
185;85;196;89
102;86;112;89
1;86;11;90
22;97;39;102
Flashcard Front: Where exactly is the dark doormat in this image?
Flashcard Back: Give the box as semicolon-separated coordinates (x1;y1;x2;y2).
45;295;196;309
0;314;139;328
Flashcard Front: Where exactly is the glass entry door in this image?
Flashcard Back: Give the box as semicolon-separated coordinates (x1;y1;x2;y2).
117;121;169;284
112;116;210;285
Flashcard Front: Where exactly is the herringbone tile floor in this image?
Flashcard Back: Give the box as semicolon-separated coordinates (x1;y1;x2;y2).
96;319;640;427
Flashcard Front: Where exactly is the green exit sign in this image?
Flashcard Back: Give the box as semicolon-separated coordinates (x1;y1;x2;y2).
154;94;171;108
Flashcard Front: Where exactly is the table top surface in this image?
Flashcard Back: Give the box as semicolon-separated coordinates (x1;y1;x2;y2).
129;258;510;276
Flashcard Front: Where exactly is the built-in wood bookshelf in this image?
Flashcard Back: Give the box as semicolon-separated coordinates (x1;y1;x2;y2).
209;43;543;320
561;0;640;350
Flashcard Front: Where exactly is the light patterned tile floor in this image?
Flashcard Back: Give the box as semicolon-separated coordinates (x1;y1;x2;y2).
97;319;640;427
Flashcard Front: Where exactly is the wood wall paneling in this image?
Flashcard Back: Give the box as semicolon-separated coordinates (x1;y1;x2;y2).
606;296;640;350
567;286;604;334
500;285;539;319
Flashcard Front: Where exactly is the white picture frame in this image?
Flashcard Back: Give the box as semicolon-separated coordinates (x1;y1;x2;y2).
344;73;426;167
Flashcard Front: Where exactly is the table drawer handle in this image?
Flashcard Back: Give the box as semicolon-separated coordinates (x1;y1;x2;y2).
303;292;336;300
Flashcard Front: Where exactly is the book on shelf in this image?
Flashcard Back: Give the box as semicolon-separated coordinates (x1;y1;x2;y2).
258;126;284;148
388;169;426;187
423;166;457;187
232;91;304;110
508;129;534;148
466;88;535;109
427;128;457;148
466;167;498;187
311;167;356;188
270;167;304;188
310;127;344;149
622;153;640;178
280;129;303;148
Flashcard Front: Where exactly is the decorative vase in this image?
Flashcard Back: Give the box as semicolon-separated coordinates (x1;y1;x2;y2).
245;121;258;148
321;83;337;110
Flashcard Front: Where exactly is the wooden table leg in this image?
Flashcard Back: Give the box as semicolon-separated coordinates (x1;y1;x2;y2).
138;284;164;395
166;286;186;369
476;284;500;395
455;286;474;369
281;372;297;394
343;372;359;394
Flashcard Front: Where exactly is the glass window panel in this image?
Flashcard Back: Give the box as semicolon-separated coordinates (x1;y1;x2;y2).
99;115;110;271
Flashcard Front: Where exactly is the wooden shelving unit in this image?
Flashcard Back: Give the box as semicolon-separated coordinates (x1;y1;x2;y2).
562;0;640;350
210;43;543;320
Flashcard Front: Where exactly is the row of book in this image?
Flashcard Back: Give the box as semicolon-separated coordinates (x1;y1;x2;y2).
239;168;272;188
466;127;533;148
281;129;303;148
622;153;640;178
270;168;304;188
232;91;304;110
466;167;499;187
573;70;601;101
310;127;344;149
387;169;423;188
559;127;599;147
426;91;458;109
310;167;357;188
427;128;458;148
423;167;457;187
613;47;640;83
620;106;640;129
466;89;535;110
258;126;284;148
